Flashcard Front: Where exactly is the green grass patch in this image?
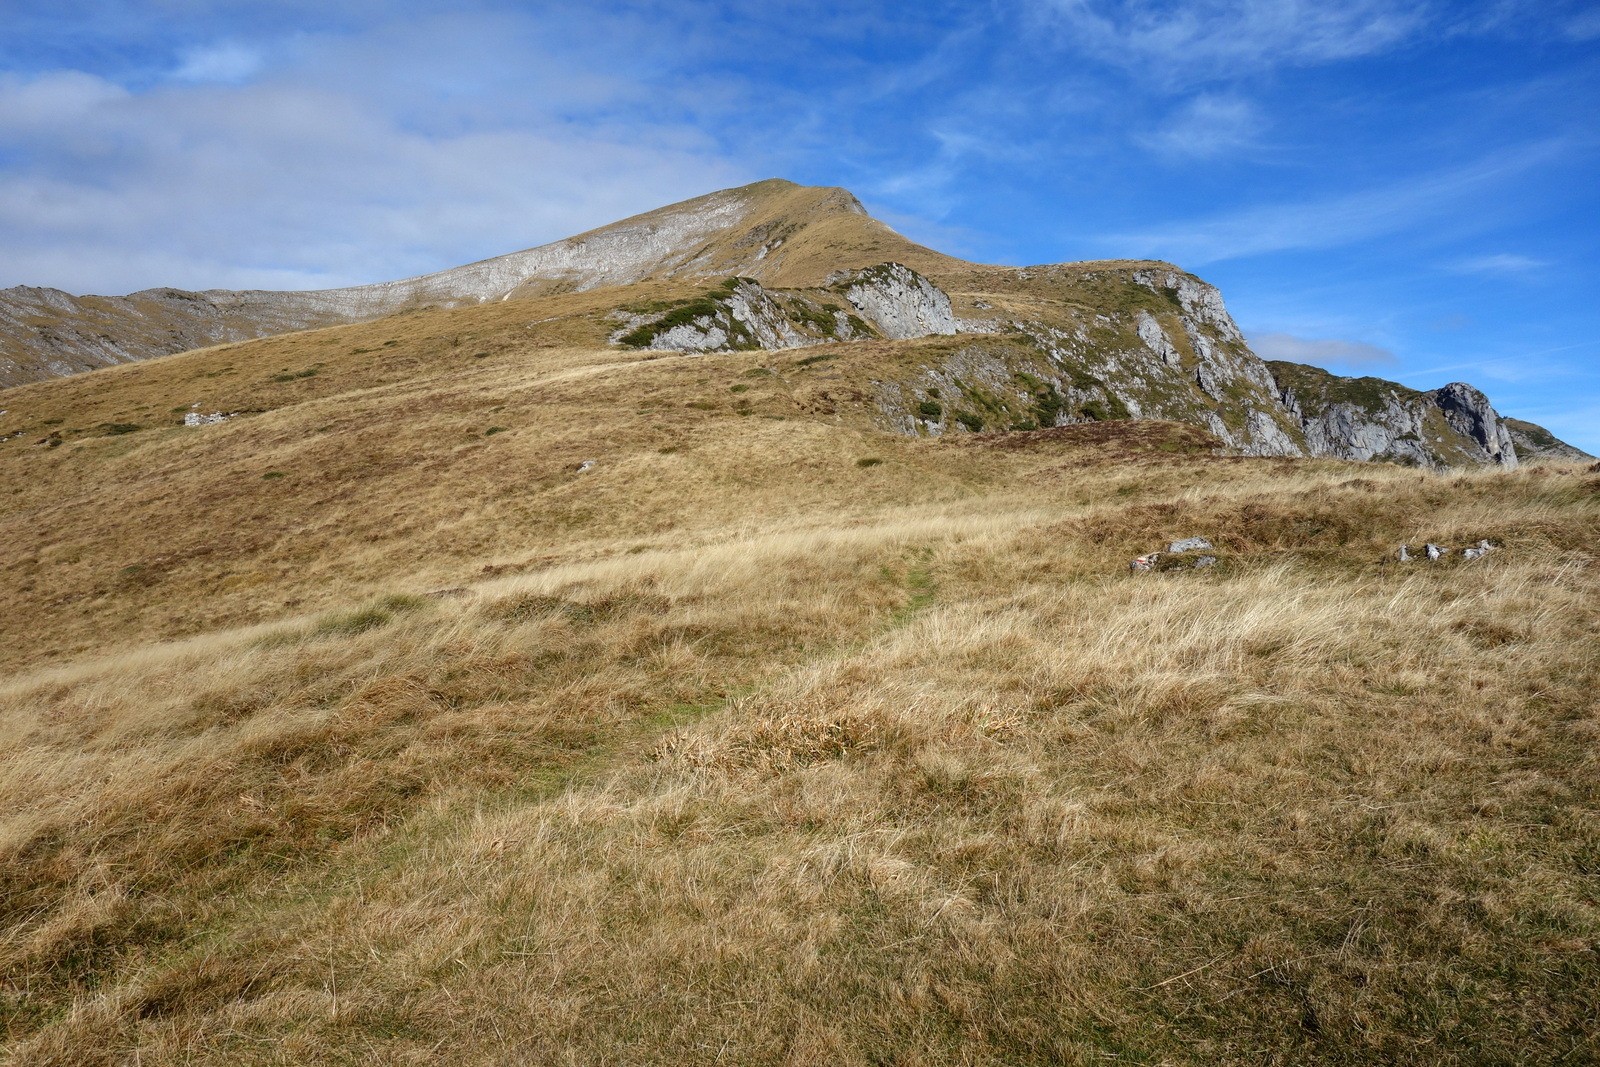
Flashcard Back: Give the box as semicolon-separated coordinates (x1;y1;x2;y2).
484;426;508;436
304;594;430;642
797;353;836;368
856;457;884;468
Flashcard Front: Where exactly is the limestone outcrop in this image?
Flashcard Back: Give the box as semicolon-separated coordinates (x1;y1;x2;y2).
834;263;957;340
1269;362;1524;469
609;263;958;354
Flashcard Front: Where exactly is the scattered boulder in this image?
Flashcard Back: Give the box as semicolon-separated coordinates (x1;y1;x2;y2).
1166;536;1213;554
1129;552;1160;572
1400;539;1497;564
576;459;596;473
1193;556;1218;568
183;411;235;427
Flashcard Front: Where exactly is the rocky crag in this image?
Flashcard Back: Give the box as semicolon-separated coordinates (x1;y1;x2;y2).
2;179;1583;468
1265;362;1571;468
600;255;1553;467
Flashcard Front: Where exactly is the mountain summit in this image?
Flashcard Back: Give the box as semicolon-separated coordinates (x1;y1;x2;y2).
0;180;1585;465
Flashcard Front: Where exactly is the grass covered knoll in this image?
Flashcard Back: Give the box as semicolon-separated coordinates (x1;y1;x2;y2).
1;292;1598;1062
2;438;1598;1061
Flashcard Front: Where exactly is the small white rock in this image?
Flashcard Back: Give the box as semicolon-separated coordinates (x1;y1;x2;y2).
1167;537;1213;554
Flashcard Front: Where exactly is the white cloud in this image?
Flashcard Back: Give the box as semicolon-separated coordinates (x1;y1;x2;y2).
1137;94;1262;158
1250;332;1397;368
1035;0;1429;81
1103;142;1567;263
0;14;753;294
171;43;266;84
1566;10;1600;40
0;71;127;130
1447;253;1549;274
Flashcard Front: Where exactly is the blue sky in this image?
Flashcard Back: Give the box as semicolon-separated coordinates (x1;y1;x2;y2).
2;1;1597;451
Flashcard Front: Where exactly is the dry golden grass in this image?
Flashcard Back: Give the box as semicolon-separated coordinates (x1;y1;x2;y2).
2;292;1598;1063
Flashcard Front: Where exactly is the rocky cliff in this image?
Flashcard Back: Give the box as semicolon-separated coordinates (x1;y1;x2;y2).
1267;361;1531;469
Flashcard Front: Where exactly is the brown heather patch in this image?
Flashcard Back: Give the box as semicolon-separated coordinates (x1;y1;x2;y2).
1;296;1598;1063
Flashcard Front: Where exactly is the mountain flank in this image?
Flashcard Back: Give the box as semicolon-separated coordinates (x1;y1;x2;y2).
2;184;1598;1062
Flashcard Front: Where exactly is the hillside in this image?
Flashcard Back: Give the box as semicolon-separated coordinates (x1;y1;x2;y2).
2;183;1598;1063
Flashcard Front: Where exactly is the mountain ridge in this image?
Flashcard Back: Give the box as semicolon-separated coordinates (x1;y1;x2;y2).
0;179;1586;466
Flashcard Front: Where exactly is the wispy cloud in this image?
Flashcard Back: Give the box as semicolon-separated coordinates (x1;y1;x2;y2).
1032;0;1430;81
1250;331;1397;368
1137;94;1263;158
171;43;265;84
1447;253;1549;274
1566;9;1600;40
1102;142;1567;263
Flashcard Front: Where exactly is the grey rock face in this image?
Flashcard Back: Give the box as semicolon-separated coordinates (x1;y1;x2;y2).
839;263;956;340
1135;311;1180;368
1434;383;1517;468
1269;362;1526;469
618;265;963;355
1121;270;1304;458
992;267;1307;457
1280;386;1432;466
635;281;815;354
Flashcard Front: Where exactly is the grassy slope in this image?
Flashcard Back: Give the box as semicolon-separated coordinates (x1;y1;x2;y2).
2;290;1598;1064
